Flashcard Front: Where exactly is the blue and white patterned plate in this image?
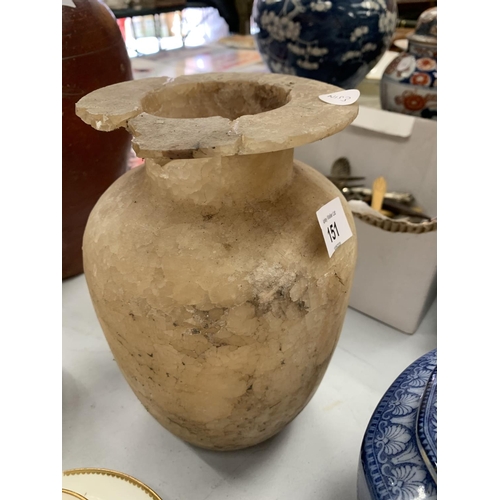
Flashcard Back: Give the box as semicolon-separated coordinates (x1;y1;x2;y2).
417;367;437;480
358;350;437;500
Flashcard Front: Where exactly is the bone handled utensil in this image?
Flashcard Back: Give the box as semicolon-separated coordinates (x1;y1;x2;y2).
371;177;387;212
330;157;351;178
330;158;366;189
343;187;414;205
382;199;432;220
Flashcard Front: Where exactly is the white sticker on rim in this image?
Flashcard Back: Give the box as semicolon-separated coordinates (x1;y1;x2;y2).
316;198;353;257
62;0;76;7
319;89;360;106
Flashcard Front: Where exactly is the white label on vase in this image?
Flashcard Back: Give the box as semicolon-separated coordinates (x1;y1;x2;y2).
318;89;360;106
62;0;76;7
316;198;353;257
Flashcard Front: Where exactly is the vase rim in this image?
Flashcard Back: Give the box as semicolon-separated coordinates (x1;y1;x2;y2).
75;72;358;160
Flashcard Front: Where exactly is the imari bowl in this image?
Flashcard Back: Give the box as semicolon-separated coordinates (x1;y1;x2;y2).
358;349;437;500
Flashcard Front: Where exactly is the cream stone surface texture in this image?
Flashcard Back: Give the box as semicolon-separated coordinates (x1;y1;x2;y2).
76;73;358;451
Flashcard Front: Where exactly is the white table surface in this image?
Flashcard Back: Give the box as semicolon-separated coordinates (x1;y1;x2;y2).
63;274;437;500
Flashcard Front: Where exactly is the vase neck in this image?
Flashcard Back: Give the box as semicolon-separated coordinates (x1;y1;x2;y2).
144;149;294;208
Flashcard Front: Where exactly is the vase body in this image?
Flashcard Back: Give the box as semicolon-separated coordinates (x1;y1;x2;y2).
77;73;358;450
380;7;437;119
253;0;398;89
62;0;132;279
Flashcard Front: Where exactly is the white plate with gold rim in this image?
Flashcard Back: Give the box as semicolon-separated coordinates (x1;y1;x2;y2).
63;489;88;500
62;468;162;500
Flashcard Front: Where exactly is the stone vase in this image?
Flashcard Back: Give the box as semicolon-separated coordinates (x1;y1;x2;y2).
76;73;358;450
62;0;132;279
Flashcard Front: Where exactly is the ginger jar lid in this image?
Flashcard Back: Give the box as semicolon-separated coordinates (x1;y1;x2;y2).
408;7;437;46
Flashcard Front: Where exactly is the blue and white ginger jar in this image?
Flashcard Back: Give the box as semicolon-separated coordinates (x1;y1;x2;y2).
253;0;398;88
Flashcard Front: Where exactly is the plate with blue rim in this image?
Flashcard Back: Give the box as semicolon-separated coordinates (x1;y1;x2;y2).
358;349;437;500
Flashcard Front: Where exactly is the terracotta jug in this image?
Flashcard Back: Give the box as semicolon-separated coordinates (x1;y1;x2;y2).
76;73;358;450
62;0;132;279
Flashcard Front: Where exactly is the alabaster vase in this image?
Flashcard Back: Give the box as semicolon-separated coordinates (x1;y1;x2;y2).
76;73;358;451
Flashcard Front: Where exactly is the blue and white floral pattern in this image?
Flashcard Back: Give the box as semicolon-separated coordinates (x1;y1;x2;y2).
253;0;398;88
359;350;437;500
417;368;437;479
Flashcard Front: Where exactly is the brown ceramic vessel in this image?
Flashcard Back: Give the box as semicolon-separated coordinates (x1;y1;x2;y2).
62;0;132;279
